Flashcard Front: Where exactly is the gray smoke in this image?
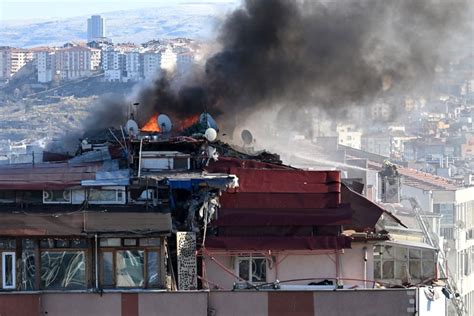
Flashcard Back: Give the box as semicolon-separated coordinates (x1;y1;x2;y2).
88;0;471;132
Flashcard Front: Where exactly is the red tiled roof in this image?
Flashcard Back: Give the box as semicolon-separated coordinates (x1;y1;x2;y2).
367;161;460;191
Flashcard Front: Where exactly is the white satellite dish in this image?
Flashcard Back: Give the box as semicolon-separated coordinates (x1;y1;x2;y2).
126;119;139;136
200;113;218;130
157;114;173;133
241;129;253;145
204;128;217;142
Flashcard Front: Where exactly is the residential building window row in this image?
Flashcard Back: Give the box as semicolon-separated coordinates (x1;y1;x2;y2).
0;237;165;291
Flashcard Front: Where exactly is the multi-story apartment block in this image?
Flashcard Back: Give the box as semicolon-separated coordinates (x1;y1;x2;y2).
176;51;194;76
143;51;162;79
0;47;12;80
123;50;142;82
90;48;101;71
0;47;33;80
36;50;56;83
10;49;34;76
102;48;125;82
55;46;92;80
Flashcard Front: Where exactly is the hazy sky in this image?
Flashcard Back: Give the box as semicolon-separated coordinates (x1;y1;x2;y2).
0;0;238;21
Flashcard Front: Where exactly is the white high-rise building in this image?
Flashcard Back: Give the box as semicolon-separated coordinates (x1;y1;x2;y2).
102;48;124;82
10;49;34;76
36;50;56;83
87;15;105;42
123;51;142;82
176;52;194;76
143;51;161;79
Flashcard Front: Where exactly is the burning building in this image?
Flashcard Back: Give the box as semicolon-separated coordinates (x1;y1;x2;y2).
0;112;450;315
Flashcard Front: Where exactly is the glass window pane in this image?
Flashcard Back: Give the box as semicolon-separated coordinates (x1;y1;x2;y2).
0;239;16;249
139;238;161;247
101;252;114;286
56;239;70;248
4;254;14;287
71;239;88;248
409;260;422;279
382;261;394;279
21;251;36;290
238;259;249;281
395;262;409;280
100;238;121;247
41;251;86;290
22;239;35;250
374;261;381;279
123;239;137;246
395;247;407;260
382;246;394;259
116;250;144;287
422;260;436;280
147;251;160;287
40;239;55;248
252;258;266;283
409;248;421;259
422;249;435;261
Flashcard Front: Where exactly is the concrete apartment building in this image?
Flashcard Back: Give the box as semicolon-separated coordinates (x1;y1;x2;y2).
55;46;93;80
36;50;56;83
0;47;33;80
0;47;12;80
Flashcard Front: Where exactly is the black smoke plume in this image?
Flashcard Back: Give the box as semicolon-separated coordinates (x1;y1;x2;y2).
90;0;471;132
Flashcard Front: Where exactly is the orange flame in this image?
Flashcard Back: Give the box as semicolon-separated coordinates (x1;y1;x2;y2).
141;114;161;132
178;114;200;130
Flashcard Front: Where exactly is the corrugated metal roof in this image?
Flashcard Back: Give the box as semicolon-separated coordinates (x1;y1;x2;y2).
0;162;101;190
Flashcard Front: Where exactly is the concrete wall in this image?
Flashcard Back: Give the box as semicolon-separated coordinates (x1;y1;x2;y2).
0;288;444;316
204;245;373;290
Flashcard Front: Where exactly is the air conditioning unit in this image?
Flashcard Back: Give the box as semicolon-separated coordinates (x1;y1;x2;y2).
43;190;71;204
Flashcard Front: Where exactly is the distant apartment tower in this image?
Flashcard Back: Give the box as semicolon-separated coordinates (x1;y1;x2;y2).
87;15;105;42
36;50;56;83
0;47;12;80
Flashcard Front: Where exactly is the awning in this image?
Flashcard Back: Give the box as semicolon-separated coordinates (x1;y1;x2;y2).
341;183;406;230
205;236;352;250
0;212;171;236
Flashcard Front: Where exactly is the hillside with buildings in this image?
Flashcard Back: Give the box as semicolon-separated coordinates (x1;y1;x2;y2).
0;2;236;48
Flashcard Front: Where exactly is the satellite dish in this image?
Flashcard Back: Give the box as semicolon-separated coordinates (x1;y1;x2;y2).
241;129;253;145
200;113;218;130
204;128;217;142
126;119;139;136
157;114;173;133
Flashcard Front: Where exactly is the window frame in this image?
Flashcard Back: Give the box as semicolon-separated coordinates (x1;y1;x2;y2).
235;255;267;284
99;238;162;289
2;252;16;289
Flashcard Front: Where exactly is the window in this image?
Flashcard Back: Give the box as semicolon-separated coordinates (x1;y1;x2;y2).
41;251;86;290
99;238;162;288
43;190;71;204
39;238;88;290
88;188;125;204
236;256;267;283
2;252;16;289
374;245;436;282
